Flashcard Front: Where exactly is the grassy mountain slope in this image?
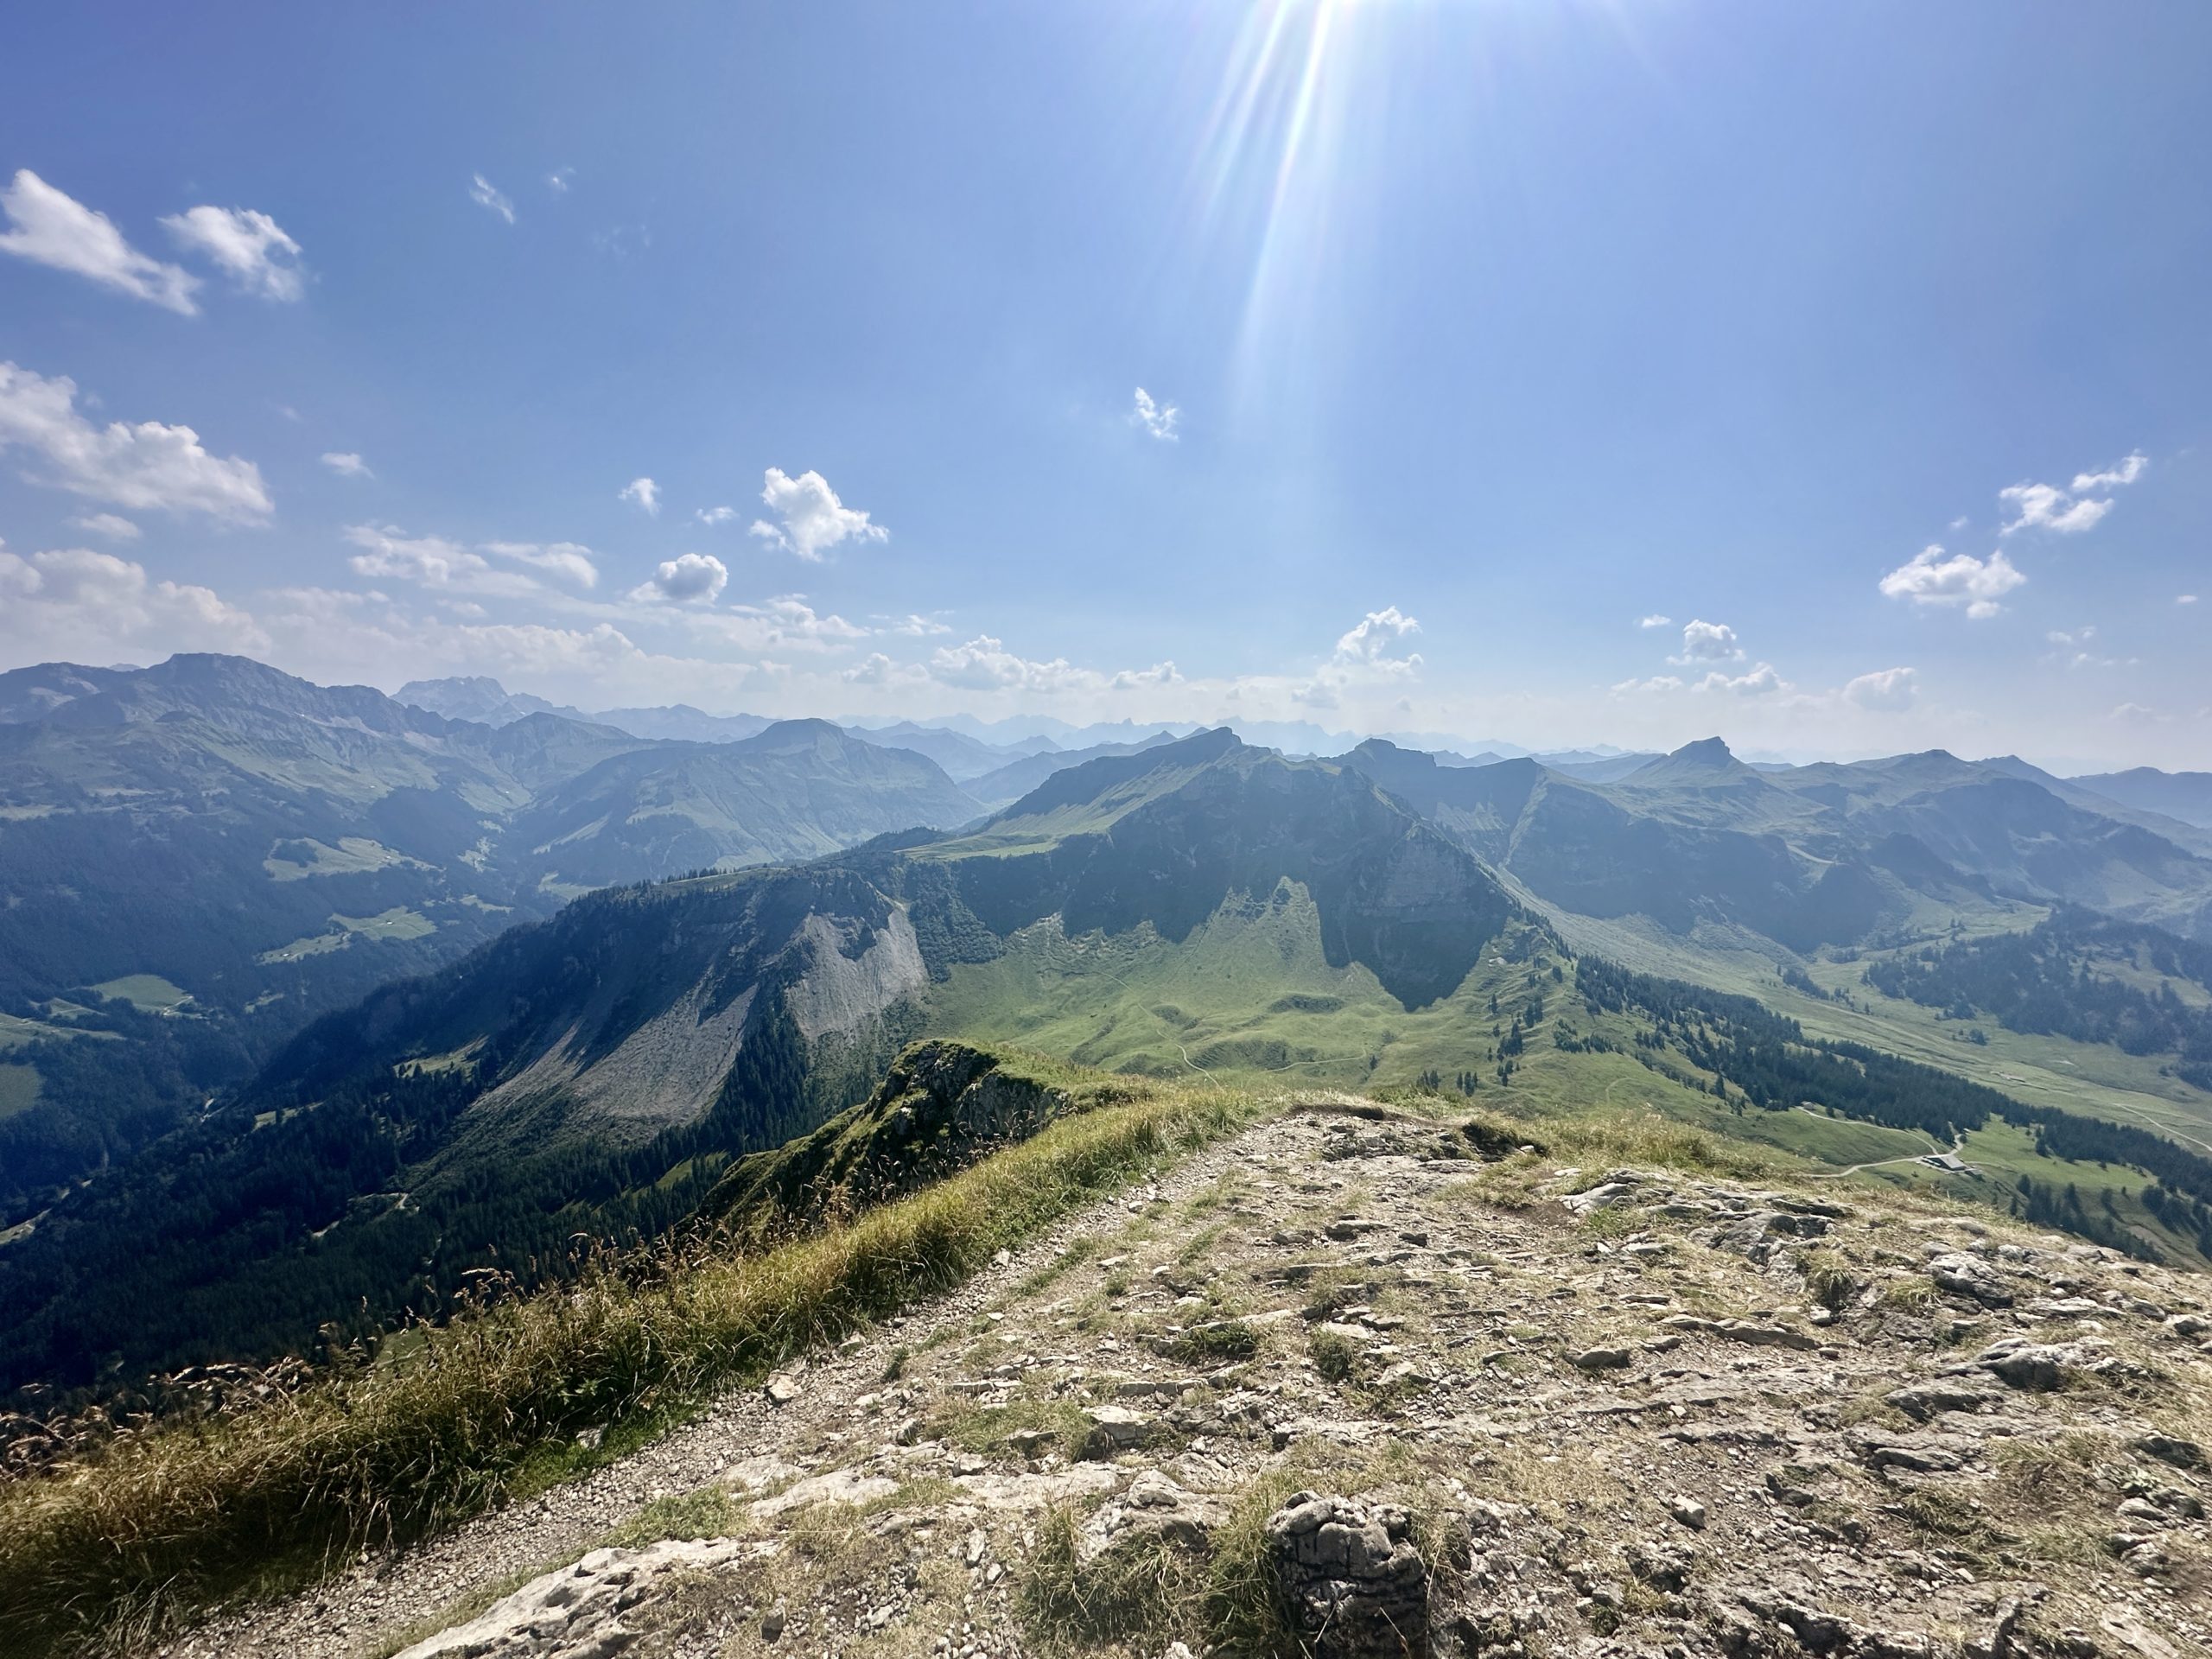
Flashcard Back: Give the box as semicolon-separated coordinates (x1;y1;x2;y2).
2068;765;2212;830
0;662;995;1217
16;726;2212;1407
6;1048;2208;1659
1345;735;2212;956
506;719;982;890
0;733;1528;1391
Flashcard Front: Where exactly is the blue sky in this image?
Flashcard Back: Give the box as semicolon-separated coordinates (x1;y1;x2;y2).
2;2;2207;766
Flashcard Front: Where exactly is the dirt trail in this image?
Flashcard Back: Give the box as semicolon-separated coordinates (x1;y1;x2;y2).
159;1107;2212;1659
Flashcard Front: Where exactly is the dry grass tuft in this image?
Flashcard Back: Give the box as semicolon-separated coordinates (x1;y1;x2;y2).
0;1082;1255;1656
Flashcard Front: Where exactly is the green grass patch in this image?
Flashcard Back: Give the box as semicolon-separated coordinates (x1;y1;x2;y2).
0;1064;40;1119
334;906;437;943
85;974;192;1013
263;837;421;881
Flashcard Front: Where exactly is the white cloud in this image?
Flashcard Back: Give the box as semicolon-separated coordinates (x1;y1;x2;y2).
1332;606;1422;672
67;512;139;541
1672;619;1741;663
1612;661;1789;699
1110;661;1183;690
159;205;305;302
1694;662;1787;697
1842;666;1918;712
1132;387;1180;442
693;505;738;525
2180;594;2200;607
842;652;899;687
0;360;271;522
1878;544;2025;619
1637;613;1672;629
1998;457;2144;537
926;634;1103;693
748;467;887;561
0;546;267;660
689;595;869;651
344;525;599;598
469;174;516;225
619;476;660;516
345;524;497;589
321;451;372;478
481;540;598;588
2071;453;2148;493
1999;481;2109;536
0;170;200;314
627;551;728;604
2110;702;2163;725
2043;626;2134;670
547;168;574;194
872;613;952;637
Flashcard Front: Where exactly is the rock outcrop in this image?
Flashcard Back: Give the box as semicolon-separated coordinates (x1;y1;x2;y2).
167;1103;2212;1659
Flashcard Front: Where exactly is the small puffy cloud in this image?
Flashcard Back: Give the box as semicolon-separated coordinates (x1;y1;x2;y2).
927;634;1090;693
159;205;305;302
1132;387;1179;442
749;467;887;561
1694;662;1787;697
0;360;271;522
1999;481;2108;536
1878;544;2025;619
68;512;139;541
469;174;516;224
0;546;268;660
1672;619;1741;663
2110;702;2163;725
1332;606;1422;672
619;475;660;516
481;540;598;588
2071;453;2148;493
1611;673;1685;696
0;169;200;314
1109;661;1182;690
627;551;728;604
842;652;898;686
1637;613;1672;629
547;168;574;194
693;505;738;525
2180;594;2200;607
321;451;372;478
1842;665;1918;712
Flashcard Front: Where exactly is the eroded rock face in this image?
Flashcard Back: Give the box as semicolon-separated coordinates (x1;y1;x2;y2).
1266;1491;1430;1659
391;1538;768;1659
1077;1470;1226;1565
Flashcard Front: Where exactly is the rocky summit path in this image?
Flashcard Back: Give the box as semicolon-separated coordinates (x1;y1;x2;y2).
161;1102;2212;1659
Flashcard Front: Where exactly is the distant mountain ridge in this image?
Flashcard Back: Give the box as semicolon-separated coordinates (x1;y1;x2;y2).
0;655;988;1216
1344;734;2212;951
2070;766;2212;830
0;729;1534;1388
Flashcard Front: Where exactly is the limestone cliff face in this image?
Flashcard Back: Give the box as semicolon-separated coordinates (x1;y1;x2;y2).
785;906;928;1043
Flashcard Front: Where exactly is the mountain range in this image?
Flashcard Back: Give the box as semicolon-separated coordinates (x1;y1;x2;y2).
7;654;2212;1399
